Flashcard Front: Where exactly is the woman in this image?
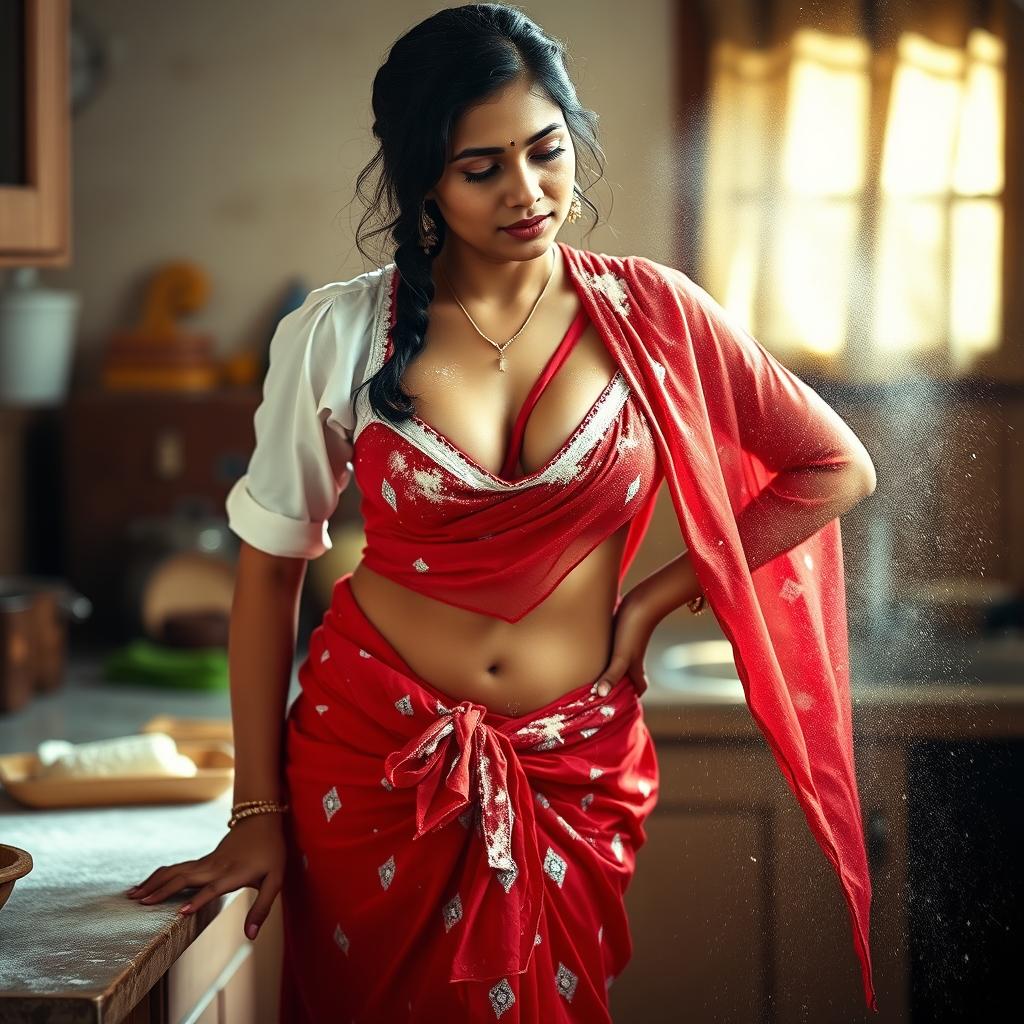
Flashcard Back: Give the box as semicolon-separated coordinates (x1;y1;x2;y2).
125;5;879;1020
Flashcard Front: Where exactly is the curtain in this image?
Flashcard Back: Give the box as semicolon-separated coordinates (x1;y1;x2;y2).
697;0;1010;383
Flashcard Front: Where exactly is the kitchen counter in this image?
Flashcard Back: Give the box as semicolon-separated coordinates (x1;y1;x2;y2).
0;654;301;1023
641;622;1024;740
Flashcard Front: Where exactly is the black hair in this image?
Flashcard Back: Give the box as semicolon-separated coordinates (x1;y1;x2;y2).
351;3;606;425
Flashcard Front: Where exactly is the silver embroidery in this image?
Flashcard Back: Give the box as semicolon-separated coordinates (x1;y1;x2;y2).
600;705;616;718
322;786;341;821
611;832;625;863
555;814;583;841
381;477;398;512
496;859;518;894
555;962;579;1002
387;449;408;473
585;270;631;318
478;753;515;872
413;557;430;573
589;766;604;780
625;472;641;504
442;893;463;932
315;704;329;715
580;793;594;811
333;923;349;955
543;846;567;887
395;695;414;716
488;977;515;1018
381;776;393;791
436;699;451;715
793;690;815;711
419;720;455;759
580;727;600;739
358;648;372;659
411;466;447;504
780;577;804;602
515;713;569;751
649;355;667;383
378;854;396;890
534;932;542;945
535;792;551;809
319;649;330;663
637;778;652;797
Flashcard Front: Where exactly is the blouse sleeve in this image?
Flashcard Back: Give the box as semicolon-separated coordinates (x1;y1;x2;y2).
225;279;376;559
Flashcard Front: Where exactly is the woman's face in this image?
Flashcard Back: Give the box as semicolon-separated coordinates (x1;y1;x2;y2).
425;77;576;262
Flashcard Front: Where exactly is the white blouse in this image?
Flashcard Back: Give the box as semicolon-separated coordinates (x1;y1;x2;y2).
224;268;387;559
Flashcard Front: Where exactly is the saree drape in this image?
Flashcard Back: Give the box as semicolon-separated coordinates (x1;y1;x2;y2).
279;572;659;1022
559;242;878;1012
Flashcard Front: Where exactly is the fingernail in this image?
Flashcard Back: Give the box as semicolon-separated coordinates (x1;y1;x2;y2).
245;923;258;939
178;903;192;915
140;895;155;903
598;683;611;696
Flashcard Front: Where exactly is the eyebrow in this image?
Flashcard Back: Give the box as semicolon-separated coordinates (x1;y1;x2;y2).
449;122;563;163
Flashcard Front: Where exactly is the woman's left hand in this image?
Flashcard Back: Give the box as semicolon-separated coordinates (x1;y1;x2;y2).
590;591;659;698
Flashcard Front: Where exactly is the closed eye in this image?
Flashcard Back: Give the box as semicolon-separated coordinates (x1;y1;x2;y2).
462;147;566;184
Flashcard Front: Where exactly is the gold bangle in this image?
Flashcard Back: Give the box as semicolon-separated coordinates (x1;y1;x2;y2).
232;798;284;813
228;802;289;829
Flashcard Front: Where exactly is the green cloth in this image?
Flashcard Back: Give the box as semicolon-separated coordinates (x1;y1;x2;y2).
103;640;229;690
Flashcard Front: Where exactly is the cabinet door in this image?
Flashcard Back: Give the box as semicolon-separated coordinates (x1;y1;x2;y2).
610;740;905;1023
0;0;71;265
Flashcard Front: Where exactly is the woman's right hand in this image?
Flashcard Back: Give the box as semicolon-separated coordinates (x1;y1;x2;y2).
124;812;287;941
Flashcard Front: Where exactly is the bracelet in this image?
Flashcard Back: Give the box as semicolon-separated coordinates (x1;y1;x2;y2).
228;799;290;829
685;592;707;615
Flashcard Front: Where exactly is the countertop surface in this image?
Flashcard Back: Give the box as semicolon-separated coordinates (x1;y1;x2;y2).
0;655;292;1022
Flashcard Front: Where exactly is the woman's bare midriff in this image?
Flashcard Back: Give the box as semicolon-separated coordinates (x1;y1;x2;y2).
348;522;629;718
346;244;634;718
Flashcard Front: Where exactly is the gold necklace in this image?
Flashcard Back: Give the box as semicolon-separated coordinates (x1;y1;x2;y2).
436;246;556;372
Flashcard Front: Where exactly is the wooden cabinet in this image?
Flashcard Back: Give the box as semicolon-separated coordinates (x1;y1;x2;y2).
0;0;72;266
610;738;909;1023
123;892;283;1024
62;388;261;638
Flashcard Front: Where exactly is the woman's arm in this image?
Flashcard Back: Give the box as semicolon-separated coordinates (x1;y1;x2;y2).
628;464;874;623
228;541;308;806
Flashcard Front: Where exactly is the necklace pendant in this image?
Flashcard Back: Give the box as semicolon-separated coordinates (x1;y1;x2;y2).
498;352;507;372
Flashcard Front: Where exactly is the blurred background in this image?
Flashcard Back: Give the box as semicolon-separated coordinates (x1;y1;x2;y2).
0;1;1022;1022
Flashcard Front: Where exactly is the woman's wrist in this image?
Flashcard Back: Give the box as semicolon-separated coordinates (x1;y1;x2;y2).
626;552;703;623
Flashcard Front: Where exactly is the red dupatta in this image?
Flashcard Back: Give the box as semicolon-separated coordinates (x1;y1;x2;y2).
556;242;878;1012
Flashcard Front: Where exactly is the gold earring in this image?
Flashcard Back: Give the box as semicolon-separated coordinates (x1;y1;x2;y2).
419;200;438;253
566;190;583;224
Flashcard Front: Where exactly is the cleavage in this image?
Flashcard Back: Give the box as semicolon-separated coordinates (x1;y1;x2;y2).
403;306;614;480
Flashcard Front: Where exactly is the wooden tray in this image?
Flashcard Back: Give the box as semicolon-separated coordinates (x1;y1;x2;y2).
0;740;234;808
139;714;234;745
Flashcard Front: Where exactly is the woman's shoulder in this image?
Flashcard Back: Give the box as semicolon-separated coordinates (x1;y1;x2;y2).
298;263;392;316
266;264;395;402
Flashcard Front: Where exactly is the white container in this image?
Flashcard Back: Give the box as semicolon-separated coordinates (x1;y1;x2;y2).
0;267;80;406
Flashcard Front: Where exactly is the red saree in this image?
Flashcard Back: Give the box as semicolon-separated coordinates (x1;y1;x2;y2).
557;243;878;1011
280;573;659;1021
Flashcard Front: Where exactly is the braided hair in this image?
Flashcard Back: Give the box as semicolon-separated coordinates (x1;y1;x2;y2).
351;3;605;426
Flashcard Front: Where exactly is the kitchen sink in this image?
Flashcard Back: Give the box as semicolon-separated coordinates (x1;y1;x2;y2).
652;633;1024;696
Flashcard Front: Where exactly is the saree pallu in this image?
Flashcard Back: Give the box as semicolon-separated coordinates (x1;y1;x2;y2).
278;573;660;1023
